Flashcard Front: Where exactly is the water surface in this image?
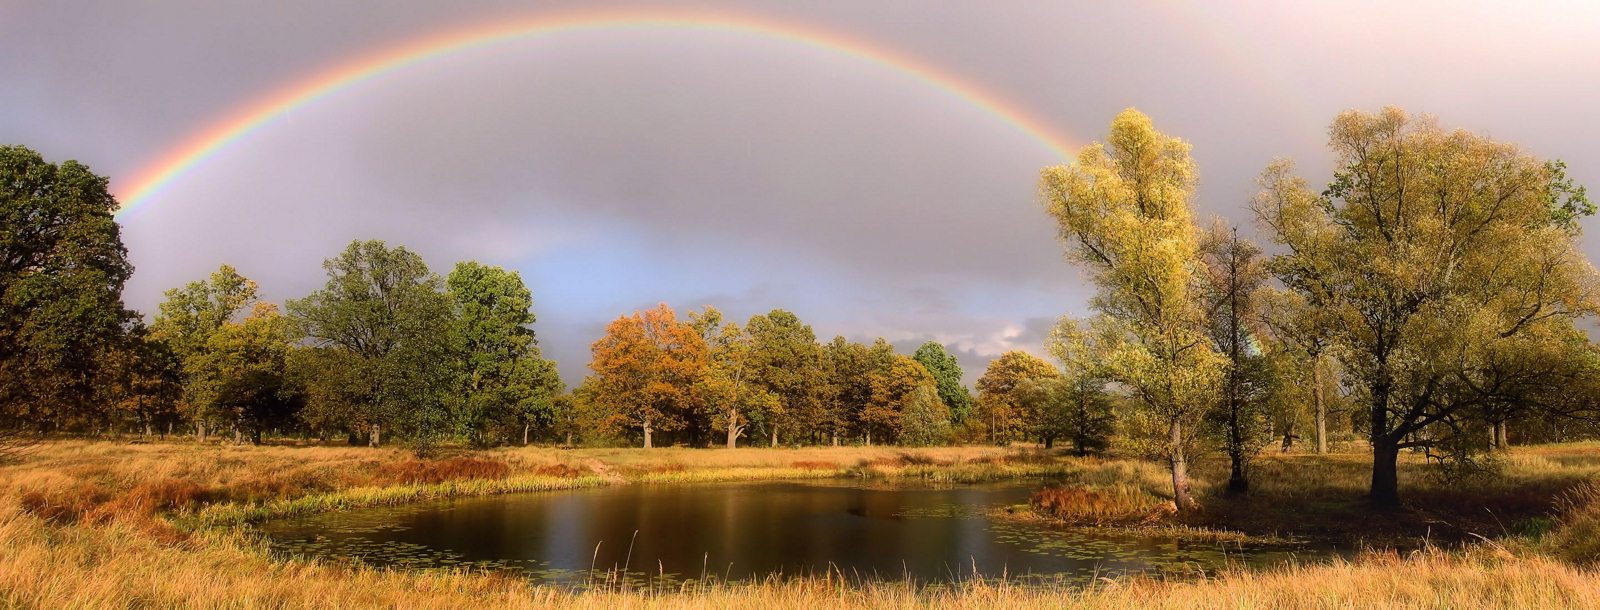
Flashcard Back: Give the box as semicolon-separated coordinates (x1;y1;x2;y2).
262;480;1333;585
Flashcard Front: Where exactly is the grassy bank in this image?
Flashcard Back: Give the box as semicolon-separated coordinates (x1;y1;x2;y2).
3;440;1599;608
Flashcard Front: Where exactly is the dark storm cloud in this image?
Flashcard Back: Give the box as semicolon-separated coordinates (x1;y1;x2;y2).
4;1;1599;385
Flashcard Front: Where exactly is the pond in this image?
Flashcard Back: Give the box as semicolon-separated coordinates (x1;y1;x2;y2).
261;480;1338;586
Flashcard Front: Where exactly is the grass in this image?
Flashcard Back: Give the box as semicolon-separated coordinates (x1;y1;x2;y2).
3;440;1600;608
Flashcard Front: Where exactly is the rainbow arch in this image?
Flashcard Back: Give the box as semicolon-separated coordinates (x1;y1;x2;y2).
113;11;1080;217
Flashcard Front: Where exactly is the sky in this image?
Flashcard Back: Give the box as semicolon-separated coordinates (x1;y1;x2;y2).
4;1;1600;386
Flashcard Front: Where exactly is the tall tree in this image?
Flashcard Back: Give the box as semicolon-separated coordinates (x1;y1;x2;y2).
975;350;1059;445
588;304;707;448
446;262;560;446
186;302;298;445
863;354;939;445
745;309;824;446
100;322;182;437
287;240;456;451
1257;289;1337;453
151;264;259;440
1040;108;1224;511
823;337;875;445
1198;224;1273;493
697;310;776;448
1253;108;1598;508
0;146;133;431
912;341;976;423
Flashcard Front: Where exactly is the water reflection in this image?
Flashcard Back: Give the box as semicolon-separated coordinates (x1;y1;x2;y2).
262;480;1332;585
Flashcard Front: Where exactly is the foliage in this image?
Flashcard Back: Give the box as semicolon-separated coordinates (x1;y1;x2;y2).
744;309;824;445
975;350;1058;444
1041;108;1225;511
588;304;707;448
0;146;133;430
912;341;975;423
895;372;950;447
287;240;457;453
1252;107;1600;506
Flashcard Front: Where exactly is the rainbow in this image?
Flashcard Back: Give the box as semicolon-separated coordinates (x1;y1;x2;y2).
113;11;1079;217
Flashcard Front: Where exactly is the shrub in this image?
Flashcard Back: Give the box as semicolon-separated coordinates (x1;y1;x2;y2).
1030;483;1174;526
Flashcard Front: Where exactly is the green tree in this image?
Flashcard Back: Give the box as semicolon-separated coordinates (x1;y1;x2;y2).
186;303;298;445
863;354;938;445
975;351;1058;445
445;262;560;446
1253;108;1598;507
912;341;976;423
899;384;952;447
0;146;133;431
823;337;875;445
100;323;182;437
697;310;777;448
1040;109;1225;511
151;264;259;440
287;240;456;452
745;309;824;446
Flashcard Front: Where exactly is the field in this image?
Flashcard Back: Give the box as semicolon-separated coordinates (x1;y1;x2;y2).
3;441;1599;608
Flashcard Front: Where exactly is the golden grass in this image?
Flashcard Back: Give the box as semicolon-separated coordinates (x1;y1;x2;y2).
4;440;1600;608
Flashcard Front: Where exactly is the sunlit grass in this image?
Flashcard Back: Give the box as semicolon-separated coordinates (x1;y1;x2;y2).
4;440;1600;608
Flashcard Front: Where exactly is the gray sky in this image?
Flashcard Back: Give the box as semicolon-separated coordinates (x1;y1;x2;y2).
5;1;1599;386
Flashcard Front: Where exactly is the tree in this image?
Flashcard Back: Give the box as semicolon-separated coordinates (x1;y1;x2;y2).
823;337;875;445
0;146;133;431
697;310;776;448
899;384;952;447
745;309;824;446
1257;289;1337;453
446;262;560;446
100;323;182;437
975;351;1058;445
151;265;259;441
588;304;707;448
863;354;938;445
1198;224;1273;493
1252;108;1598;508
912;342;976;423
1017;375;1115;455
287;240;456;452
186;303;298;445
1040;108;1225;511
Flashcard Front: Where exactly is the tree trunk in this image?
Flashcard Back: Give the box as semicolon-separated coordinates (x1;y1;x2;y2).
522;422;531;446
1371;436;1401;509
251;428;262;445
1496;420;1509;448
831;431;839;447
865;431;872;447
643;416;653;449
565;432;574;447
144;421;153;437
727;409;739;449
770;426;778;448
1168;419;1194;512
196;421;207;444
369;424;381;447
1313;358;1327;454
1043;435;1054;449
164;421;172;439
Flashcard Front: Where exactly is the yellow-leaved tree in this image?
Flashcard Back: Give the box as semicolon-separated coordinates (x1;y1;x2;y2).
1040;108;1224;512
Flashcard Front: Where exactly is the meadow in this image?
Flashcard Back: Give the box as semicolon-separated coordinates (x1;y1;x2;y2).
3;440;1599;608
